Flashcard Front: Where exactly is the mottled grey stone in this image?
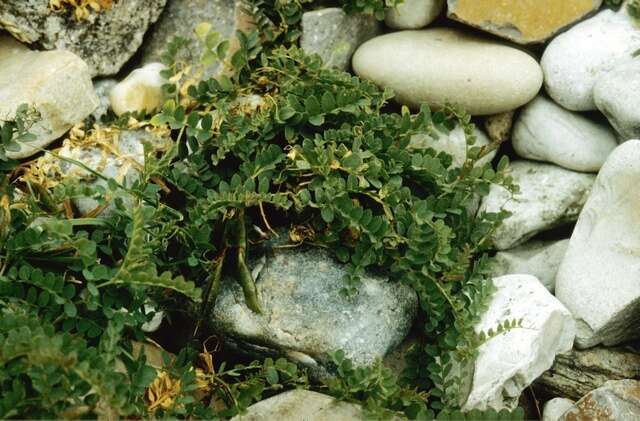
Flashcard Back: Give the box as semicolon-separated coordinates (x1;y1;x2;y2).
0;0;166;76
594;59;640;141
91;79;117;122
301;7;380;71
536;346;640;401
211;247;417;377
559;380;640;421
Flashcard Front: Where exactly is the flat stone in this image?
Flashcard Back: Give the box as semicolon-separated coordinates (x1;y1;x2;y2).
384;0;444;30
594;59;640;140
541;8;640;111
463;274;575;411
0;35;98;159
301;8;380;71
512;96;618;172
490;239;570;292
110;63;166;116
352;28;542;115
140;0;252;78
479;161;595;250
408;125;495;168
231;389;400;421
555;140;640;348
536;346;640;401
560;380;640;421
211;247;417;378
484;111;514;144
543;398;575;421
447;0;602;44
0;0;166;76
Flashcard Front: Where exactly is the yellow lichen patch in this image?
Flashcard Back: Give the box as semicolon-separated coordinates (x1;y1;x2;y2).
146;371;182;412
449;0;598;43
49;0;115;21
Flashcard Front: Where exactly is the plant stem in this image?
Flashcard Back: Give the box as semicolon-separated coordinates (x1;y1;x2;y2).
236;209;262;314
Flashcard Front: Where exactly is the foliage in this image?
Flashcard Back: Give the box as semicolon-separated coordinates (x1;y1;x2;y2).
0;104;38;162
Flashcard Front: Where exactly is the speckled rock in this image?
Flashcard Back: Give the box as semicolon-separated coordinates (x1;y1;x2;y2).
447;0;602;44
140;0;252;78
542;398;575;421
211;247;417;378
594;59;640;140
300;8;380;71
0;0;166;76
91;79;117;122
0;35;98;159
512;96;618;172
536;346;640;401
463;274;575;411
408;125;495;168
110;63;166;116
352;28;542;115
559;380;640;421
555;140;640;348
479;161;595;250
384;0;444;29
484;111;514;144
231;389;403;421
490;239;569;292
541;8;640;111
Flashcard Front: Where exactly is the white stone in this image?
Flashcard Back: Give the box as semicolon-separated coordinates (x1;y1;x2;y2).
479;161;595;250
109;63;166;116
555;140;640;348
352;28;543;115
512;96;618;172
542;398;575;421
0;35;98;159
490;239;569;292
541;9;640;111
231;389;392;421
594;59;640;140
384;0;444;29
463;274;575;411
408;125;495;168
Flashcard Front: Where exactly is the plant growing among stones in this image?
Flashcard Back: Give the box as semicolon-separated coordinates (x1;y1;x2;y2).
49;0;115;20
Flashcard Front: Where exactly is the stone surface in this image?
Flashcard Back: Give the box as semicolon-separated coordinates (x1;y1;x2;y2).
555;140;640;348
479;161;595;250
543;398;575;421
536;346;640;401
140;0;252;78
0;0;166;76
230;389;397;421
463;274;575;411
541;9;640;111
352;28;542;115
484;111;514;144
91;79;117;122
594;59;640;140
384;0;444;29
559;380;640;421
447;0;602;44
301;8;380;71
490;239;569;292
110;63;166;116
0;35;98;159
408;125;495;168
211;247;417;378
512;96;618;172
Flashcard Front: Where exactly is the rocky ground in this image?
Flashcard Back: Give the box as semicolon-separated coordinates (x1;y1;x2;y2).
2;0;640;420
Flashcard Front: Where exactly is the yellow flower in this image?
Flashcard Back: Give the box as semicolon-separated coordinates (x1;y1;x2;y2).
146;371;182;412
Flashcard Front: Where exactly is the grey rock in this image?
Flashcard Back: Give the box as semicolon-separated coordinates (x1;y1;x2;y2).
479;161;595;250
91;79;117;122
0;0;166;76
512;95;618;172
536;346;640;401
211;247;417;378
555;140;640;348
230;389;403;421
542;398;574;421
301;8;380;71
594;59;640;140
490;239;569;292
559;379;640;421
484;111;514;144
140;0;252;78
384;0;444;29
0;35;98;159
